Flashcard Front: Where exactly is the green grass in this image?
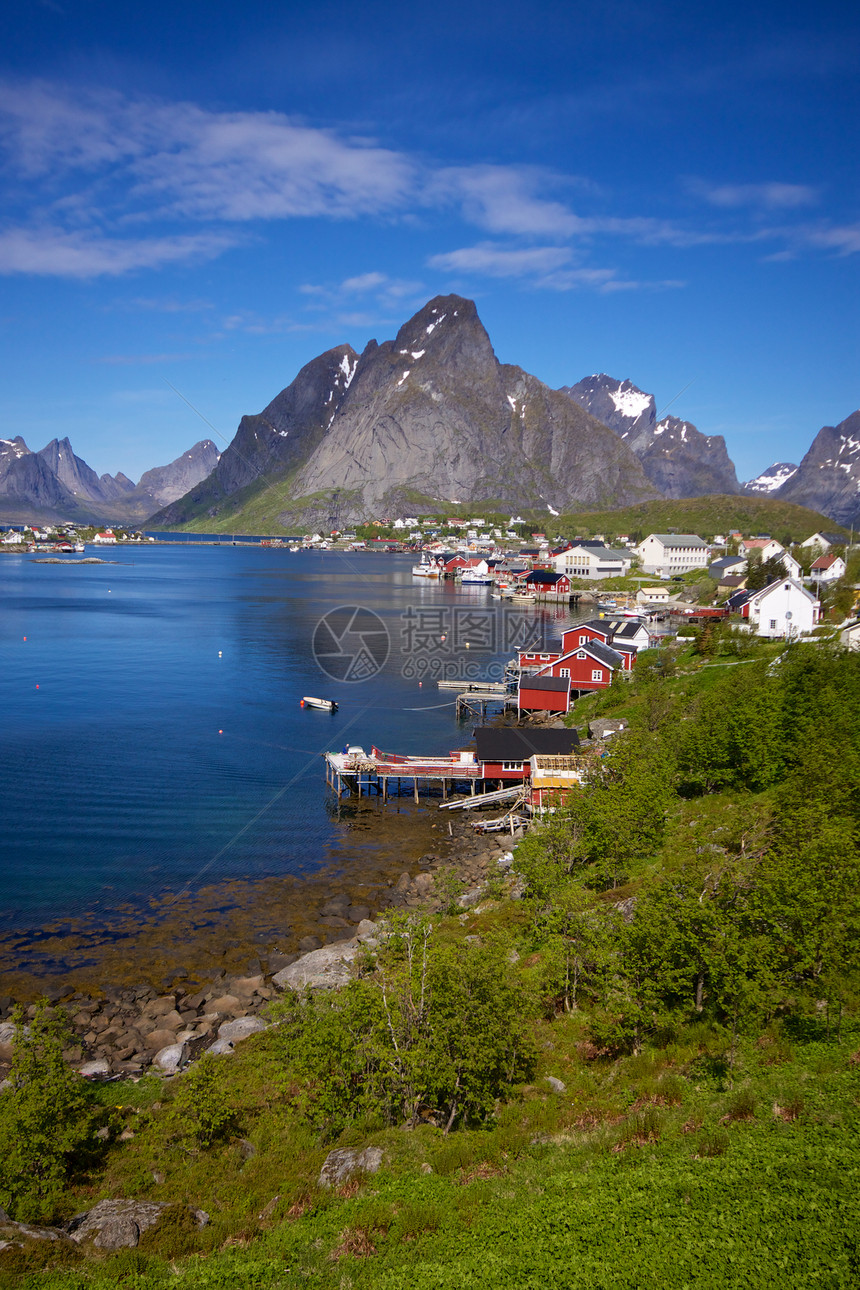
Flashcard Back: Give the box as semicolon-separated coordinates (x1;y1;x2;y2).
7;1029;858;1288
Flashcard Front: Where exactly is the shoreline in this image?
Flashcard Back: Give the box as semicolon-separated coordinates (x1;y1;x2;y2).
0;805;519;1081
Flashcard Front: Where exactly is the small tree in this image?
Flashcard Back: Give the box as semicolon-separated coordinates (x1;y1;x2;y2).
0;1003;94;1222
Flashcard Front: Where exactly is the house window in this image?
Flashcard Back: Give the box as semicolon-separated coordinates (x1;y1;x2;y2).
559;668;570;678
591;669;603;682
501;761;525;771
540;653;551;661
578;634;588;644
577;650;586;659
769;619;777;630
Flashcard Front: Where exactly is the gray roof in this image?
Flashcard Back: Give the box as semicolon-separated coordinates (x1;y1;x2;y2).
520;675;571;692
647;534;708;548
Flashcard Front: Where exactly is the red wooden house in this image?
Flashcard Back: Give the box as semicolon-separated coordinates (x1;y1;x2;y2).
535;638;625;693
517;674;572;714
474;727;580;780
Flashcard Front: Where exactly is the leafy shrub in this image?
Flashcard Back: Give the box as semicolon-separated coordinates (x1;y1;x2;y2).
166;1052;237;1149
0;1002;94;1222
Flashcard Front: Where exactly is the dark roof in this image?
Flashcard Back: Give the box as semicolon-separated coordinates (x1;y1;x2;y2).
607;619;649;641
709;556;746;576
519;675;571;692
726;589;753;610
719;574;746;589
566;619;612;637
524;569;565;585
475;727;580;762
581;639;625;668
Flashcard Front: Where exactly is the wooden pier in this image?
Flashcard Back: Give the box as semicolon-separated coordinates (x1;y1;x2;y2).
324;744;482;802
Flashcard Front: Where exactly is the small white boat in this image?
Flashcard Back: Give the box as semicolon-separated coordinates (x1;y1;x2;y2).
412;558;442;578
460;568;493;585
289;545;300;552
302;696;338;712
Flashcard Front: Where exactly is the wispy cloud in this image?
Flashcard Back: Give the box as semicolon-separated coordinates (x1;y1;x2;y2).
428;242;573;279
0;227;235;277
690;180;820;210
0;78;854;289
428;165;585;238
428;242;684;293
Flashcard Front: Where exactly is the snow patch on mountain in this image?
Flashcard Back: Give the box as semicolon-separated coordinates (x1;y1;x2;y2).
745;462;799;494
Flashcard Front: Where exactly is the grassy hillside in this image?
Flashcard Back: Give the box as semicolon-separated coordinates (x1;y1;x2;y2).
149;482;846;543
3;640;858;1287
557;494;848;543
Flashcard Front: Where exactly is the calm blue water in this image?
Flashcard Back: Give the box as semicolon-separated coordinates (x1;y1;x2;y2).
0;547;585;931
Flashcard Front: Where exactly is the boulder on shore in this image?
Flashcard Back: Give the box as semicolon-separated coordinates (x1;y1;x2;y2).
272;941;360;991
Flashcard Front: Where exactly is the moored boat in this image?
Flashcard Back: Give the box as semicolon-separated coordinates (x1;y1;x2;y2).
301;696;338;712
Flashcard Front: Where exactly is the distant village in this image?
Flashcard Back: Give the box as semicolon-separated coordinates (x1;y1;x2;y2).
3;515;858;673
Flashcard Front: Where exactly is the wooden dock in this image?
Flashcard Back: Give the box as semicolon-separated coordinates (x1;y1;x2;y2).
324;744;483;802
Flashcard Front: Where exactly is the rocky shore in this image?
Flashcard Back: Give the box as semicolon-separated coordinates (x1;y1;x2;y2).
0;816;522;1085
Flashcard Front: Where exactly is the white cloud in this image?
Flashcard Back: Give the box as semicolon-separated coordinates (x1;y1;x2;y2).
0;227;234;277
428;242;573;278
427;242;684;293
692;181;820;210
428;165;583;238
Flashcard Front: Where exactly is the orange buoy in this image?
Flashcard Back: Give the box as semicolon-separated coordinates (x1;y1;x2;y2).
300;699;305;706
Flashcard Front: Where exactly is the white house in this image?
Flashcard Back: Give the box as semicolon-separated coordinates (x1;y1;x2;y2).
637;586;670;605
810;554;846;583
839;620;860;651
635;533;709;576
800;531;845;552
729;578;820;638
738;537;785;562
778;551;803;579
551;544;632;579
92;530;117;544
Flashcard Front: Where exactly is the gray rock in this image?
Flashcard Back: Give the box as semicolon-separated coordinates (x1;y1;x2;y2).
153;1042;187;1073
0;1021;17;1064
298;935;322;952
318;1146;384;1188
272;941;359;991
457;887;484;908
77;1058;111;1079
217;1016;267;1044
347;905;371;922
145;1027;180;1053
546;1075;566;1094
143;995;177;1018
209;993;242;1014
68;1199;167;1248
207;1038;236;1057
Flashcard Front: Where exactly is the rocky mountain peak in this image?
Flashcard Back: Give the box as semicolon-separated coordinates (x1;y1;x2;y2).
561;375;656;441
561;374;739;498
775;409;860;525
744;462;799;494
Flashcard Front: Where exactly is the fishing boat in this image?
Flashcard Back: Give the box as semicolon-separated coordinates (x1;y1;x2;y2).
301;696;338;712
460;567;493;585
412;556;442;578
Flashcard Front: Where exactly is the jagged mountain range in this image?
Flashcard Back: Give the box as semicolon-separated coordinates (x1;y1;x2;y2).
3;295;857;529
560;375;741;498
0;437;219;525
153;296;662;528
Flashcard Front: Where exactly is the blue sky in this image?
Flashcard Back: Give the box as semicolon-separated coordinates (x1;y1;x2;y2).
0;0;857;485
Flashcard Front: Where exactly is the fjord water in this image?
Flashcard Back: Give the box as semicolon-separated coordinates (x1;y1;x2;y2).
1;547;583;933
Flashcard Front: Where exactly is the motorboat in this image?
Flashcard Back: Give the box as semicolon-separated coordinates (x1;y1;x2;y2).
412;557;442;578
460;567;493;585
301;696;338;712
